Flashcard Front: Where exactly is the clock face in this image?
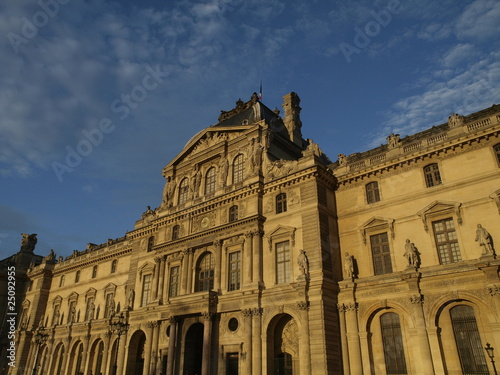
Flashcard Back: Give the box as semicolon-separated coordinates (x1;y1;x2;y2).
201;217;210;229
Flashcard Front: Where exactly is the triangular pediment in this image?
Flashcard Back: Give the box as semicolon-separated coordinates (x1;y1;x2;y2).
362;216;393;230
417;200;462;231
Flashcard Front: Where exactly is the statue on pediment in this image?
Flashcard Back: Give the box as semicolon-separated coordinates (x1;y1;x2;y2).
448;113;464;128
338;154;347;166
219;156;229;188
249;138;264;174
20;233;37;252
387;133;401;149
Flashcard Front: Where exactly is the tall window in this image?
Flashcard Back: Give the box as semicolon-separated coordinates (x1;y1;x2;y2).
276;193;287;214
433;218;461;264
370;232;392;275
172;225;180;240
74;271;80;283
104;293;114;318
197;252;215;292
178;178;189;205
147;236;155;252
229;205;238;222
85;297;94;320
380;313;408;374
494;143;500;166
52;304;60;326
233;154;245;184
366;181;380;203
92;265;98;278
276;241;291;284
169;266;180;298
450;305;489;374
424;163;442;187
205;167;216;195
141;274;152;307
111;260;117;273
59;275;65;287
228;252;241;291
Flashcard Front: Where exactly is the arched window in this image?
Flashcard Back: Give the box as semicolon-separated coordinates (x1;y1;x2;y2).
366;181;380;203
92;265;98;279
424;163;442;187
380;312;407;374
233;154;245;184
450;305;488;374
172;225;180;240
178;178;189;205
74;271;80;283
205;167;216;195
111;260;117;274
196;252;214;292
276;193;287;214
59;275;65;287
229;205;238;222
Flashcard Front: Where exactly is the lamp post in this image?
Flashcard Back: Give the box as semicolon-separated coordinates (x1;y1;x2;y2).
32;327;48;375
485;343;498;375
109;313;129;375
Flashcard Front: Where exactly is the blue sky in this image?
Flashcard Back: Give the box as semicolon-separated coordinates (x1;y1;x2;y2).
1;0;499;260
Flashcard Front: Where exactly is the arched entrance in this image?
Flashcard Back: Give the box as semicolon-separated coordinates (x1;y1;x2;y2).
67;341;84;375
88;339;104;375
126;330;146;375
50;343;65;375
267;314;299;375
183;323;204;375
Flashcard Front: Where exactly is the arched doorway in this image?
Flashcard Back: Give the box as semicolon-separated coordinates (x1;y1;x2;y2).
126;330;146;375
267;314;299;375
183;323;204;375
67;341;84;375
88;339;104;375
50;343;65;375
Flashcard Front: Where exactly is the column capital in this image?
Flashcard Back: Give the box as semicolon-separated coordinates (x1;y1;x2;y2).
251;307;263;316
202;311;214;320
146;321;159;329
242;308;253;317
488;284;500;296
169;316;177;324
297;301;309;311
409;294;424;304
154;256;164;263
344;302;358;312
245;231;253;238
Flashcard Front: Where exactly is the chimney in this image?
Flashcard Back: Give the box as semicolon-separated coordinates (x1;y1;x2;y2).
282;92;303;146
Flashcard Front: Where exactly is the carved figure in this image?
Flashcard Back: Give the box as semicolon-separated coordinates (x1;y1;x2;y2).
192;164;202;197
338;154;347;166
387;133;400;149
448;113;464;128
107;298;116;318
344;252;354;280
297;249;309;276
44;249;56;262
127;288;135;310
219;157;229;187
69;305;76;323
87;301;95;321
249;138;264;173
20;233;37;252
403;239;418;268
475;224;494;255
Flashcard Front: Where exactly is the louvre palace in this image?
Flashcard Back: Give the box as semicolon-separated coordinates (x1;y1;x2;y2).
1;92;500;375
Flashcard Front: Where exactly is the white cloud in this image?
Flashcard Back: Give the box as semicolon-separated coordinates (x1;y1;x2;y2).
455;0;500;41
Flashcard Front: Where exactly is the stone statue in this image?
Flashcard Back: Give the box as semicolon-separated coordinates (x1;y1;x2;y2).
475;224;494;255
403;239;418;268
127;288;135;310
448;113;464;128
338;154;347;166
69;304;76;323
107;298;116;318
219;157;229;187
249;138;264;173
344;252;354;280
192;164;202;197
20;233;37;252
387;133;401;149
87;301;95;321
297;249;309;276
44;249;56;262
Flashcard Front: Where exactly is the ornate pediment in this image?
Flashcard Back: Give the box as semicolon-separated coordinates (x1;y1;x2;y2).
417;200;462;231
360;217;395;244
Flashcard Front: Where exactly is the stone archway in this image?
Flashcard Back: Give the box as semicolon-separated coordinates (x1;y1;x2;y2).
88;339;104;375
67;340;84;375
126;330;146;375
267;314;299;375
50;343;65;375
183;322;204;375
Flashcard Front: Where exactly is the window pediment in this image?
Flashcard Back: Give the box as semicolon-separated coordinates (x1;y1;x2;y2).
266;225;296;251
139;262;155;277
360;217;394;244
417;200;462;231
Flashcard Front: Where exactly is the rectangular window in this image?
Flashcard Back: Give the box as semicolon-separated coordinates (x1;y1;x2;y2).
85;297;94;321
370;232;393;275
276;193;287;214
433;218;461;264
169;266;180;298
381;313;408;374
366;181;380;203
226;353;239;375
228;252;241;291
141;274;152;307
276;241;291;284
424;163;442;187
104;293;114;318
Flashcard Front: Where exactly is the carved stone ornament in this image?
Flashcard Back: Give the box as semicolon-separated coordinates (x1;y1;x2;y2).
386;133;401;149
265;159;298;180
20;233;37;252
448;113;464;128
488;285;500;296
409;294;423;304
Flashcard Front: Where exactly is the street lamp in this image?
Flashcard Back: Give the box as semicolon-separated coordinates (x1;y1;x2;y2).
32;327;48;375
485;343;498;375
109;313;129;375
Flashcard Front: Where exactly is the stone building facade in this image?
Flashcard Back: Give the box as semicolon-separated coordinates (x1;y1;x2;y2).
6;94;500;375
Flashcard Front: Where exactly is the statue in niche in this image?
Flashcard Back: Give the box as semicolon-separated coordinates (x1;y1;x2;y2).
219;156;229;187
127;288;135;310
338;154;347;166
69;304;76;323
87;301;95;321
344;252;354;280
297;249;309;276
162;176;176;206
403;239;418;268
192;164;202;197
448;113;464;128
475;224;494;255
387;133;401;149
20;233;37;252
249;138;264;173
107;298;116;318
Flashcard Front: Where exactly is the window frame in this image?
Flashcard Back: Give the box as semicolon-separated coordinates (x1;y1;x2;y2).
424;163;442;187
196;252;215;292
494;143;500;166
232;154;245;184
380;312;408;374
205;167;217;195
432;217;462;264
370;232;393;275
111;260;117;274
168;266;180;298
276;193;287;214
275;240;291;284
92;265;98;279
172;225;180;241
366;181;381;203
228;251;241;291
229;205;238;223
141;273;152;307
178;178;189;205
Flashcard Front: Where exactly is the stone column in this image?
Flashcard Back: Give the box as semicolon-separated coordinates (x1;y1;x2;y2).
298;302;311;374
150;322;160;375
344;302;363;374
337;304;350;375
214;240;222;292
409;294;435;374
166;317;177;375
100;332;112;375
152;257;162;301
244;232;253;285
186;249;194;294
143;322;155;375
116;330;128;375
359;331;371;375
426;327;446;374
41;337;55;374
202;312;213;375
242;309;253;375
252;308;263;375
252;230;263;285
61;336;71;375
157;256;166;304
80;334;90;375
